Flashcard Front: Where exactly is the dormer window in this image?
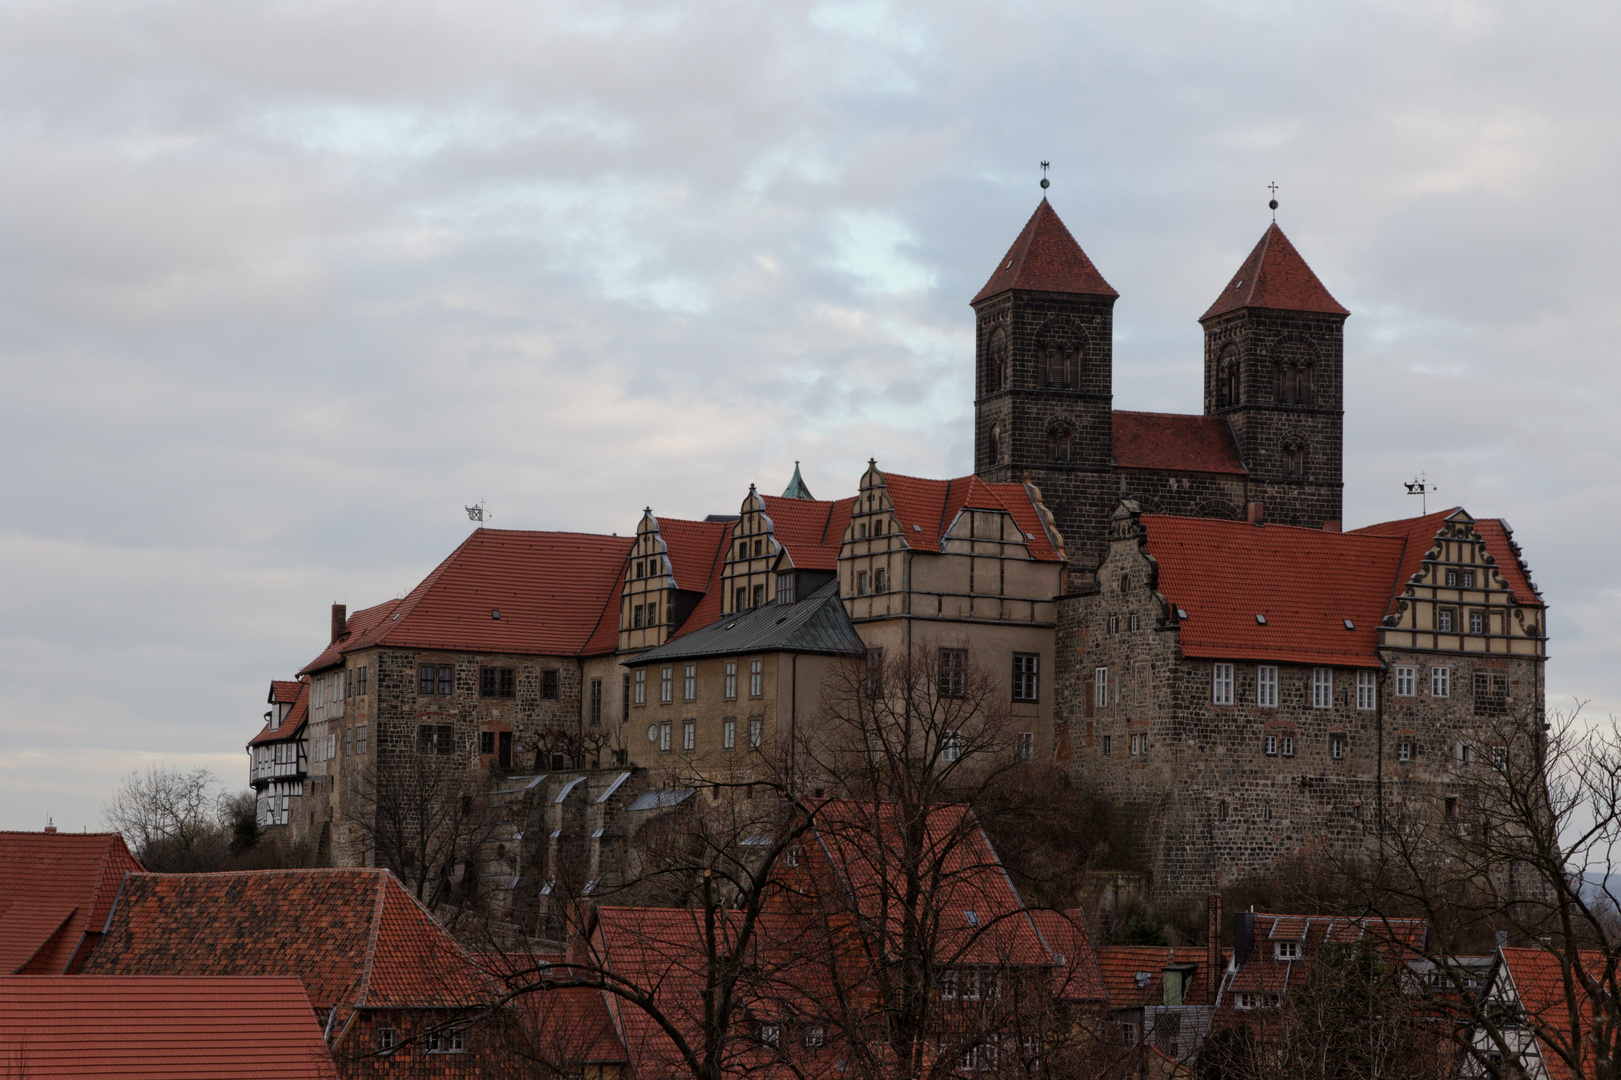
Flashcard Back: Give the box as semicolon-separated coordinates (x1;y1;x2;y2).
1275;941;1301;961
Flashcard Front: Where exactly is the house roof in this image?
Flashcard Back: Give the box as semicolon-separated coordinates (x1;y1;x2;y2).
268;679;302;705
80;869;494;1030
1026;910;1108;1002
1350;508;1544;611
973;200;1117;303
1112;412;1248;476
0;831;142;976
1095;946;1217;1008
654;517;735;594
759;494;855;572
1200;223;1349;322
1497;946;1605;1080
880;472;1064;562
1222;913;1426;1004
1143;515;1406;668
301;529;634;672
626;582;865;666
782;461;816;500
512;982;629;1066
248;678;308;748
0;975;339;1078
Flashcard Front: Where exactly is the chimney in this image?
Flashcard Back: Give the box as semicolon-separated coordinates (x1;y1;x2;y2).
1234;911;1255;965
1246;502;1265;525
1207;894;1222;1005
331;603;347;643
1323;519;1342;533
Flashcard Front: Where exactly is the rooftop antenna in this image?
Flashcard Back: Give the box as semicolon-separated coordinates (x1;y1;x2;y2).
1404;473;1435;514
1268;181;1279;223
1040;161;1051;195
465;500;490;525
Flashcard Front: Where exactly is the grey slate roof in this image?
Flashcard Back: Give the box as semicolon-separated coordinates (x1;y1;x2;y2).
623;581;864;666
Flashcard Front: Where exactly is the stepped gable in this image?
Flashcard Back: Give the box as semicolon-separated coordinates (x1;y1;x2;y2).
301;529;634;672
0;975;339;1078
1142;515;1406;667
81;868;493;1027
248;678;308;747
0;831;143;975
1351;508;1543;612
1112;411;1248;476
972;199;1117;303
1200;223;1349;322
880;472;1064;562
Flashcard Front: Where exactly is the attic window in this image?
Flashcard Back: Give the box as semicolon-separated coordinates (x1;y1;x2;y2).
1343;619;1355;630
1233;279;1244;290
913;524;922;532
1275;941;1302;961
490;609;501;620
1255;614;1267;625
964;910;979;927
1176;608;1188;619
1135;971;1151;988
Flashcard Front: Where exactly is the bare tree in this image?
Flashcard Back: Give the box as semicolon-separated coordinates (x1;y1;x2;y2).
102;765;231;871
349;754;504;909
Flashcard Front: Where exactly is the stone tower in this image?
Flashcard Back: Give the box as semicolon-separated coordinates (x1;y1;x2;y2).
1200;223;1349;529
972;200;1119;571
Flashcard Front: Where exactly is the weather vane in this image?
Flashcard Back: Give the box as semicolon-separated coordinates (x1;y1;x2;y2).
1268;181;1279;222
1040;161;1050;193
465;501;490;524
1404;473;1434;514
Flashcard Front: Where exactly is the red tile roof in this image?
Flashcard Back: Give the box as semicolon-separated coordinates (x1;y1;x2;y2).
1026;910;1108;1002
0;831;142;976
654;517;734;593
1498;947;1604;1080
512;982;629;1066
1351;508;1543;610
269;679;302;705
80;869;494;1033
0;975;339;1078
1200;223;1349;321
973;200;1117;303
301;529;634;672
1096;946;1216;1008
1112;412;1247;476
879;472;1064;562
1221;913;1425;1004
1143;515;1407;668
759;494;856;572
248;678;308;747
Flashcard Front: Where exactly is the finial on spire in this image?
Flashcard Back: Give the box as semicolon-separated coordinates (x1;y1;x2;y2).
1268;181;1279;222
1040;161;1051;194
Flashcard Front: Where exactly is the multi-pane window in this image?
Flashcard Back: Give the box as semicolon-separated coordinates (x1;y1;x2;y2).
682;720;695;752
633;605;644;629
1491;745;1507;769
377;1028;398;1053
1213;664;1235;706
1280;735;1295;757
1397;739;1412;763
480;731;495;755
1330;734;1345;760
419;664;454;696
589;678;603;726
1129;614;1140;632
1470;610;1486;634
356;725;367;755
355;665;368;695
874;567;887;593
659;722;671;752
1094;667;1109;709
1016;731;1034;763
938;649;967;698
1457;741;1475;766
723;719;736;750
479;666;516;699
660;666;673;703
1431;666;1450;698
866;647;885;696
541;669;559;700
724;661;738;700
753;585;765;608
749;659;764;697
1012;654;1039;702
941;730;961;763
1312;668;1332;709
1265;735;1279;757
645;601;657;625
749;717;763;749
1437;608;1456;633
1394;666;1416;697
777;574;794;605
1107;615;1119;635
1256;666;1278;708
734;586;747;611
857;571;868;595
1102;734;1112;755
1356;670;1377;710
417;724;454;755
634;669;646;705
1129;733;1144;757
683;665;697;702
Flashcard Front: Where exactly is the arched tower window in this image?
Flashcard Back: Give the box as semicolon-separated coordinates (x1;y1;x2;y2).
987;327;1009;393
1048;424;1073;463
1039;341;1079;388
1282;440;1306;477
1217;343;1240;408
988;423;1002;466
1277;361;1313;406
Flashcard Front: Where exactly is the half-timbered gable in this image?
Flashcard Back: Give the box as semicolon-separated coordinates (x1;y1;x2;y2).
248;678;309;828
718;484;853;617
618;511;732;654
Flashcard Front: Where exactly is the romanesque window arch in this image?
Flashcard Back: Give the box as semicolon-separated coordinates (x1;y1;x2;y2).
1047;423;1073;463
1282;439;1306;477
987;326;1009;393
988;423;1002;466
1218;343;1240;408
1039;341;1080;388
1277;362;1313;406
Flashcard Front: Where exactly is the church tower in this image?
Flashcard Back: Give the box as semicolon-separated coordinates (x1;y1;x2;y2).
1200;223;1349;529
972;200;1118;571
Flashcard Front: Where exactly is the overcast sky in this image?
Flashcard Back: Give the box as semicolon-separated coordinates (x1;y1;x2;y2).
2;0;1617;830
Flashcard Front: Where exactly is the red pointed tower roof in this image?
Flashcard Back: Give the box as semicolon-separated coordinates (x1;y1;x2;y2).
972;200;1117;303
1201;223;1348;321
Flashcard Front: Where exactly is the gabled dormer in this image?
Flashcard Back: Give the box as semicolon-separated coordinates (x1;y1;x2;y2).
618;510;728;652
720;485;783;615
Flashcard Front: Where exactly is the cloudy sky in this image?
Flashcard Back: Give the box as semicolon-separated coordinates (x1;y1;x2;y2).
2;0;1617;830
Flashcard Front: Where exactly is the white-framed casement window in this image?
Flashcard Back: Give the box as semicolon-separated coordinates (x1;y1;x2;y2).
634;669;647;705
1265;735;1278;757
1431;666;1450;697
1397;739;1412;763
749;658;764;697
659;722;671;752
1129;732;1145;757
723;719;736;750
724;661;737;700
1012;654;1039;702
1280;734;1295;757
941;730;961;763
1094;667;1109;709
660;666;674;703
683;664;697;702
1275;941;1302;961
1213;663;1235;705
1330;734;1346;760
759;1024;781;1048
1457;741;1475;766
749;717;763;749
1492;745;1508;769
1016;731;1035;763
1394;665;1416;697
682;720;695;751
1312;668;1333;709
376;1027;398;1053
1257;666;1279;708
1356;670;1376;710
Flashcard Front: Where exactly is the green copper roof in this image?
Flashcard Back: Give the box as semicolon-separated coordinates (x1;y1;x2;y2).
781;461;815;500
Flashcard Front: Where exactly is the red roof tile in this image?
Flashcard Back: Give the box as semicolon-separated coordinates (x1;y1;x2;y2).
654;517;734;593
248;678;308;747
759;494;856;571
269;679;302;705
512;982;629;1065
1096;946;1215;1008
1222;913;1425;1004
880;472;1064;562
80;869;494;1029
973;200;1117;303
1144;515;1406;668
1351;508;1543;610
0;831;142;976
1027;910;1108;1002
1200;223;1348;322
302;530;634;672
1113;411;1248;476
1498;947;1604;1080
0;975;339;1078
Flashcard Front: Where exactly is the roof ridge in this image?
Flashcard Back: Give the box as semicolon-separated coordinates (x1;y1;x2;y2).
351;870;389;1010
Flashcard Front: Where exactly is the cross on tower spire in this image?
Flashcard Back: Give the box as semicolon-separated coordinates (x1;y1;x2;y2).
1268;181;1279;222
1040;161;1050;195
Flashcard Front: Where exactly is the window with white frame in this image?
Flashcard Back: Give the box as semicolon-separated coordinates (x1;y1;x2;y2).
941;730;961;763
749;658;764;697
1312;668;1333;709
682;720;695;751
1265;735;1278;757
683;664;696;702
1016;731;1034;763
1094;667;1109;709
377;1027;398;1053
749;717;763;749
1130;732;1145;757
1457;741;1474;766
724;661;737;700
1257;666;1278;708
1395;665;1416;697
1356;670;1376;710
659;722;671;752
1330;734;1345;760
1275;941;1302;961
1431;666;1450;697
1397;739;1412;762
634;669;646;705
1280;734;1294;757
1213;663;1235;705
723;719;736;750
1012;654;1039;702
1102;734;1112;755
660;666;674;703
1491;745;1507;769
